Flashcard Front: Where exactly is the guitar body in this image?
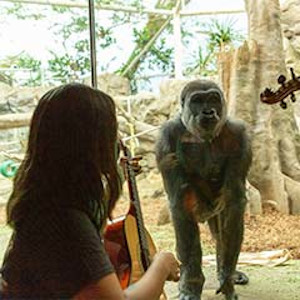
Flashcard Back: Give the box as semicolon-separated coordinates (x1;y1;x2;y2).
104;212;157;289
103;216;131;289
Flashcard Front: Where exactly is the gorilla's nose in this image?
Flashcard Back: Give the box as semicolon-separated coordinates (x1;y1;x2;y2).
202;109;215;118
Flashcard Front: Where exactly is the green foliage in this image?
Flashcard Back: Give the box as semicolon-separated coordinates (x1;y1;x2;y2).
205;18;244;51
48;51;91;83
52;15;89;40
118;17;174;84
17;54;41;71
156;0;177;10
5;3;45;20
51;5;70;14
184;17;245;77
96;0;113;4
47;3;133;83
99;27;117;48
48;11;111;82
2;1;245;91
185;47;215;77
0;53;42;86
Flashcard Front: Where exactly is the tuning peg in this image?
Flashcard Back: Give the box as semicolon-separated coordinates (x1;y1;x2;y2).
264;88;274;96
278;75;286;85
290;93;296;103
290;68;296;80
280;100;287;109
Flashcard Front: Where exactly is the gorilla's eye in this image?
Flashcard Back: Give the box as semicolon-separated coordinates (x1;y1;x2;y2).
189;95;203;113
190;95;203;103
210;97;221;106
209;94;222;112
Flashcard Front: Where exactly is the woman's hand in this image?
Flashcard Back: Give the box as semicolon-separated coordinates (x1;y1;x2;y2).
120;155;143;177
128;155;143;176
153;251;181;282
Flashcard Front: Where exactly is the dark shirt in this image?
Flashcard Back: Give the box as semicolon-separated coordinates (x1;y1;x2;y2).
0;208;114;299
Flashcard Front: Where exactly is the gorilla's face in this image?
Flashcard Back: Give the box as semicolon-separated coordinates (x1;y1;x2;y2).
181;87;225;141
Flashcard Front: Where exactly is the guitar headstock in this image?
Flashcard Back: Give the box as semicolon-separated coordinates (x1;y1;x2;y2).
260;68;299;109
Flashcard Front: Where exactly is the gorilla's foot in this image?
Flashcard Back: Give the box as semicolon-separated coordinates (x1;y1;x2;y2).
179;291;200;300
225;292;238;300
179;269;204;300
216;275;237;300
232;270;249;285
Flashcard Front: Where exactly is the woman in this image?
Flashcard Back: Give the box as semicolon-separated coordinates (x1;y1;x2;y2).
0;83;180;299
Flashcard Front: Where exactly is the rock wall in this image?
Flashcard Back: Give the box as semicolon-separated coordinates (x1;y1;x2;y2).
219;0;300;214
281;0;300;73
83;73;131;97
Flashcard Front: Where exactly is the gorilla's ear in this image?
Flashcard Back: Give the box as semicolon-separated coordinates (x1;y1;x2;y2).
180;81;196;107
180;80;206;107
180;85;187;107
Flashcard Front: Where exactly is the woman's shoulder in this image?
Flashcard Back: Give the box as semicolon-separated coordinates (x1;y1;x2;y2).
16;206;99;245
45;207;99;235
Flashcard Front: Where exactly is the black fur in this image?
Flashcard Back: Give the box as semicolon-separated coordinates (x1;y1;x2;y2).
155;80;252;300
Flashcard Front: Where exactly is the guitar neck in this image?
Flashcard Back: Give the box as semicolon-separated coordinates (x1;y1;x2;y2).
122;144;151;269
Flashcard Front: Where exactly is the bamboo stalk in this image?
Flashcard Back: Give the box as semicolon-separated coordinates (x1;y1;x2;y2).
180;9;245;16
120;15;173;77
0;113;32;130
1;0;245;16
1;0;173;15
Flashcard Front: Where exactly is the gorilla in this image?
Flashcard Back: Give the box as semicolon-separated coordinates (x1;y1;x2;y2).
155;80;252;300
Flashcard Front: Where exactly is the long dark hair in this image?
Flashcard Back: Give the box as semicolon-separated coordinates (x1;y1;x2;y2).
7;83;122;229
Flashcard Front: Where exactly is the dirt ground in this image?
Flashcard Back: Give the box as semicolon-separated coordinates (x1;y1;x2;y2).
114;171;300;259
0;171;299;299
113;171;300;300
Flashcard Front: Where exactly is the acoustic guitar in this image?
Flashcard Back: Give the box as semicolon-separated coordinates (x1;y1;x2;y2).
103;141;159;289
260;67;299;108
86;3;164;295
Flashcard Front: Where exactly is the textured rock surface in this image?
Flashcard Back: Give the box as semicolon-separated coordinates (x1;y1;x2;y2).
281;0;300;131
83;73;131;96
281;0;300;73
219;0;300;214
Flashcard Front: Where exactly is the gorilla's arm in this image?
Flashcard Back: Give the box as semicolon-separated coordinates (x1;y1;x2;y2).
223;121;252;203
211;121;252;294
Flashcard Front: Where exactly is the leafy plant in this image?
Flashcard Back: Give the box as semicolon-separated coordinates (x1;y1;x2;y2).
5;3;45;20
205;18;244;51
47;50;92;84
0;53;42;86
47;3;132;83
185;47;215;77
1;1;245;91
184;17;245;77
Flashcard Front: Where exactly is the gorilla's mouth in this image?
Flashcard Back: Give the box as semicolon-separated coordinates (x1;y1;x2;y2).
200;117;217;129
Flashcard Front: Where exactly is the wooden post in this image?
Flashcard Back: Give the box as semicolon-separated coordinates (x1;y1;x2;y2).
173;0;183;79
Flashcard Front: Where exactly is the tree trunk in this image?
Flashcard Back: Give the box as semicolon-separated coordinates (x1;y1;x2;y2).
219;0;300;214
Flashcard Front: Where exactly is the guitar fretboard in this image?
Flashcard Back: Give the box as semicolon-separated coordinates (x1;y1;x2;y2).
122;143;151;270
